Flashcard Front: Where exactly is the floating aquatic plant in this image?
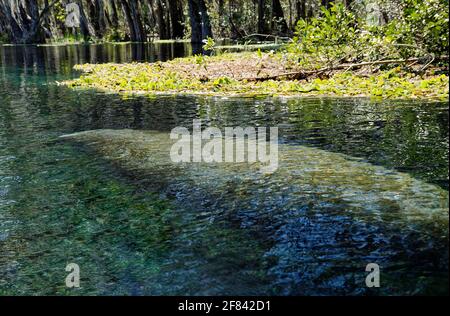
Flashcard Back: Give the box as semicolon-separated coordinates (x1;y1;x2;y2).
63;52;449;100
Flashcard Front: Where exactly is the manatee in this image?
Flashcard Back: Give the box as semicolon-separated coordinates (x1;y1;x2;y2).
60;129;449;295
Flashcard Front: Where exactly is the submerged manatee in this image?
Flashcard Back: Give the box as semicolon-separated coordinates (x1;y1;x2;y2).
60;129;449;295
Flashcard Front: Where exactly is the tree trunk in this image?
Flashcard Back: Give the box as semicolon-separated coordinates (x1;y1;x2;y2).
188;0;213;44
0;0;31;43
0;0;59;44
75;0;97;39
86;0;107;38
188;0;201;44
120;0;146;42
296;0;306;21
271;0;288;34
217;0;226;37
154;0;169;39
168;0;184;39
258;0;266;34
199;0;213;39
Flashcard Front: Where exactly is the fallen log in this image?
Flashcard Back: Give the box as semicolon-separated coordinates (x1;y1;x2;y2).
245;56;449;82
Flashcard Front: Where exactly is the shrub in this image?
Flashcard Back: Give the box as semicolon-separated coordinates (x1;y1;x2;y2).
396;0;449;56
288;1;449;68
289;4;360;67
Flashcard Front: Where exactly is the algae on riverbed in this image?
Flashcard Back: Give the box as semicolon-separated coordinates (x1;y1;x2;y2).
0;140;270;296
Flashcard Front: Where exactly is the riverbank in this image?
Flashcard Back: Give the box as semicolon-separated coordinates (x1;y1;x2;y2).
0;39;190;47
62;51;449;100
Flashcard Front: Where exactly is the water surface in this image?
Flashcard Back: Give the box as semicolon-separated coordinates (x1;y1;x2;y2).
0;44;448;295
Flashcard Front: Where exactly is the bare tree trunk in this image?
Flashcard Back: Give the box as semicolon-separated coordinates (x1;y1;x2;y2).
86;0;107;38
75;0;96;39
143;0;157;38
168;0;184;39
0;0;59;43
296;0;306;21
1;1;28;43
199;0;212;39
217;0;226;37
227;0;243;38
154;0;169;39
106;0;119;29
271;0;288;34
258;0;266;34
188;0;213;44
120;0;146;42
188;0;201;44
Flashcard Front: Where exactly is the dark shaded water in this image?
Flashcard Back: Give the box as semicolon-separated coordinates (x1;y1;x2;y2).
0;44;448;295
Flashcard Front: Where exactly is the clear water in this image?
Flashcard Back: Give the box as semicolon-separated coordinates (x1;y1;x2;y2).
0;44;448;295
